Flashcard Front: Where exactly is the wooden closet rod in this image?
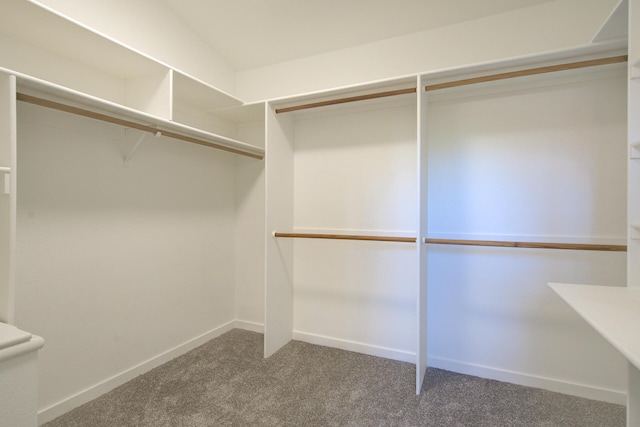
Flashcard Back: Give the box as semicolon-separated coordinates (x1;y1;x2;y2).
275;87;417;114
425;55;628;91
16;93;264;160
274;232;417;243
425;238;627;252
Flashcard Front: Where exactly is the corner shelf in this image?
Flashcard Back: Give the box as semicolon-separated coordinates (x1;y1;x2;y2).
548;282;640;368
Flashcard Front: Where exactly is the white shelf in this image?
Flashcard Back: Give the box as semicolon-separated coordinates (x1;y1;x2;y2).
0;0;168;108
0;0;161;80
548;283;640;370
0;0;266;158
172;70;242;112
631;142;640;159
592;0;628;43
14;72;264;160
214;102;266;124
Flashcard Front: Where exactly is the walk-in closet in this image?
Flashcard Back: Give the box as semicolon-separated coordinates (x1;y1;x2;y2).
0;0;638;425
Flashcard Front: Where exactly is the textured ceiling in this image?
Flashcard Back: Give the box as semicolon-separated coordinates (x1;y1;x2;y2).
161;0;556;70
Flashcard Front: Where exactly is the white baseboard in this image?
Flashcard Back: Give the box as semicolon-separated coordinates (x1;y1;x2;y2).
292;330;416;363
427;355;627;405
234;319;264;333
37;321;237;425
37;323;627;425
290;332;626;405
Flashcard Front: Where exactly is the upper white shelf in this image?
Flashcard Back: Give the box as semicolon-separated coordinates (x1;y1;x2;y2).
592;0;628;43
0;0;160;80
0;0;265;159
214;102;266;124
172;71;242;112
11;70;264;160
270;76;417;117
548;282;640;370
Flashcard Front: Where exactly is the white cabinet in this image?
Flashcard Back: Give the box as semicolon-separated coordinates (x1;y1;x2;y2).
0;322;44;427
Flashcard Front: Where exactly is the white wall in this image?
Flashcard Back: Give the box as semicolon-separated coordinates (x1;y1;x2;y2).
33;0;236;95
14;103;238;419
290;97;418;360
426;66;628;402
237;0;621;102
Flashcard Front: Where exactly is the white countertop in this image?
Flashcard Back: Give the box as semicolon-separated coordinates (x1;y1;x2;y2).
549;283;640;371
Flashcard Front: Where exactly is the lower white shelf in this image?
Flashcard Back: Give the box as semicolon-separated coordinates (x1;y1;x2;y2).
548;282;640;370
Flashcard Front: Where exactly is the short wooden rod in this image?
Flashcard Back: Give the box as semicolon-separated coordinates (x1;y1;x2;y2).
425;55;628;92
425;238;627;252
275;87;417;114
16;93;264;160
274;232;417;243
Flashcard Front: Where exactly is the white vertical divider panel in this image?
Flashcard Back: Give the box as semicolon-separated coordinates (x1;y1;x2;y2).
125;68;172;120
416;76;428;394
0;72;16;323
264;103;295;357
629;2;640;425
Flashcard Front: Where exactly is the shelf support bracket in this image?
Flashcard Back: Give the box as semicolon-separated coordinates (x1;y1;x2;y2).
123;130;161;165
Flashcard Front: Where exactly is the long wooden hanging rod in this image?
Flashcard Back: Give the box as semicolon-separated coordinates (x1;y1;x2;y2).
16;93;264;160
425;55;628;91
274;232;417;243
425;238;626;252
275;87;417;114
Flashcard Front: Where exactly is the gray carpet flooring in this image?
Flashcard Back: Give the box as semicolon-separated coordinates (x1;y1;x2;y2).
43;329;625;426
